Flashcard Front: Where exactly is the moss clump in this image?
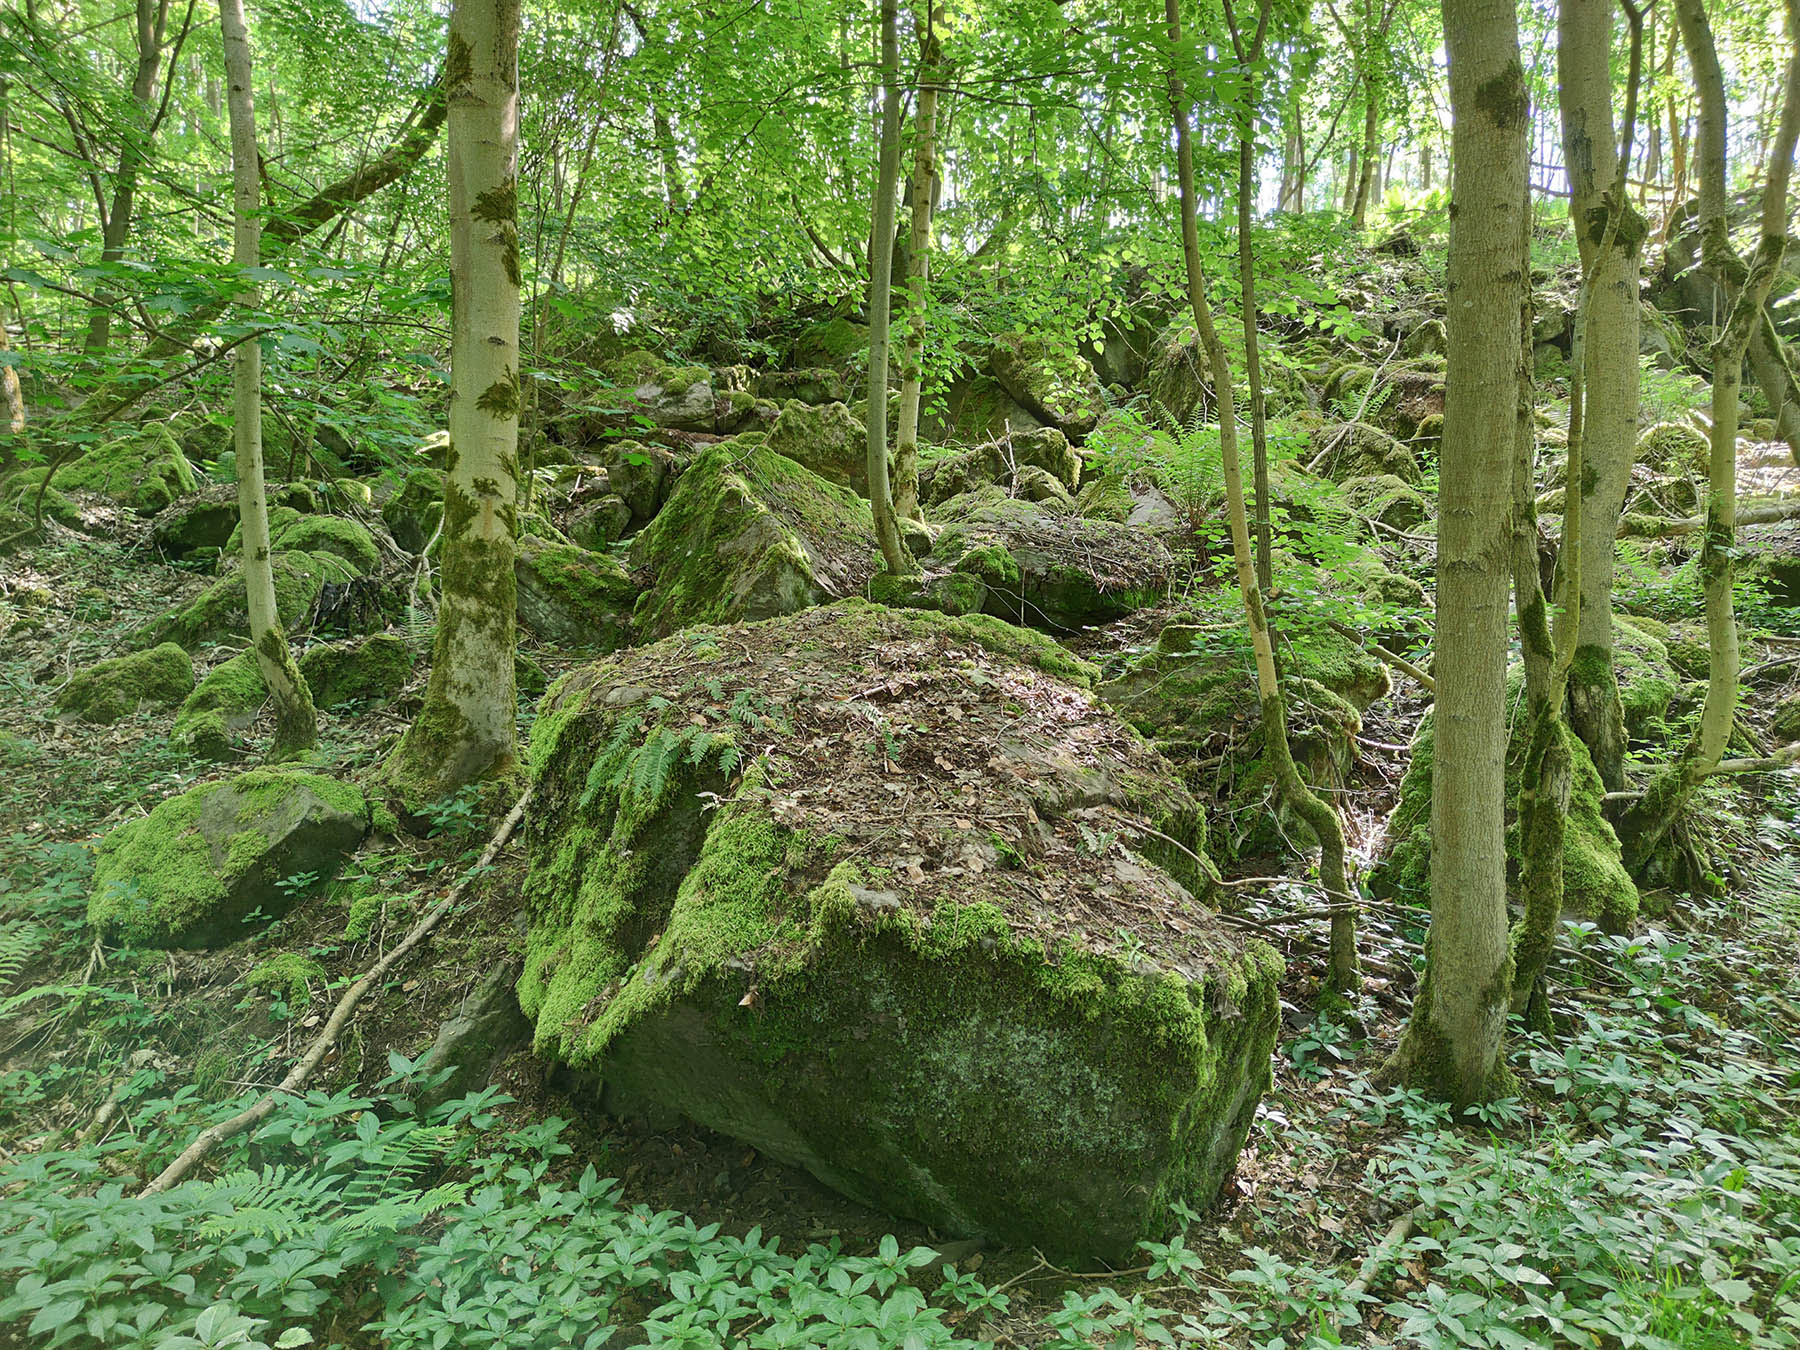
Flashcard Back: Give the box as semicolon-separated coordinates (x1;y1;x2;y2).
12;425;197;515
514;536;636;650
226;509;380;574
89;768;370;948
136;551;358;651
1340;473;1430;531
629;444;879;640
792;317;870;371
1638;421;1710;478
56;643;195;724
171;649;265;759
1611;616;1678;740
297;633;411;708
382;467;444;554
953;542;1022;588
245;952;326;1007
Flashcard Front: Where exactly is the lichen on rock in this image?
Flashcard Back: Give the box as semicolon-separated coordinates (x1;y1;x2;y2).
517;601;1273;1263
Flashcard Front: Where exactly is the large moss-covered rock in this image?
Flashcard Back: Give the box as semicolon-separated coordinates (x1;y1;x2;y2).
382;468;444;555
56;643;195;724
13;425;197;515
150;487;240;561
990;334;1106;440
755;368;849;405
1102;624;1388;860
171;649;264;759
1371;681;1638;932
791;317;869;373
89;769;370;948
135;551;360;651
929;486;1171;631
917;427;1081;508
519;602;1274;1263
227;509;380;574
764;401;868;494
629;443;879;640
298;633;411;707
1340;473;1429;531
515;535;635;650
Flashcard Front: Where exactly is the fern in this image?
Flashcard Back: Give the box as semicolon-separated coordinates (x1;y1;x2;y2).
0;921;46;992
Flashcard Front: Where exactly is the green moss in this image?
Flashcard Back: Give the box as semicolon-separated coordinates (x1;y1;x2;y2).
792;316;870;370
56;643;194;724
13;425;197;514
171;649;265;759
953;542;1021;587
245;952;326;1006
765;401;868;492
89;768;370;948
1073;473;1135;523
297;633;411;707
515;537;636;649
137;551;358;651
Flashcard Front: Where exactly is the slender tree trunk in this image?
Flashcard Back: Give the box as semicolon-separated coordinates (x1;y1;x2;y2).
1620;0;1800;869
1168;0;1359;996
86;0;174;355
893;0;942;525
1749;307;1800;465
1559;0;1646;792
0;319;22;441
1228;0;1275;593
1351;90;1380;227
865;0;915;576
1342;142;1360;212
219;0;315;759
652;102;687;215
1381;0;1526;1108
382;0;523;805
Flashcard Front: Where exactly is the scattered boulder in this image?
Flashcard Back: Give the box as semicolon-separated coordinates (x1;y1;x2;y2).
764;401;868;494
1400;318;1447;358
150;487;240;561
1340;473;1430;531
568;493;633;550
990;334;1106;440
515;535;635;650
382;468;443;554
171;649;265;759
595;441;678;527
933;375;1043;443
754;368;849;405
136;551;362;651
298;633;412;707
627;363;717;433
56;643;195;724
227;508;381;575
1637;421;1710;478
89;769;370;948
518;601;1273;1263
930;486;1172;631
630;443;879;640
917;426;1081;508
1773;689;1800;743
791;316;869;373
417;963;534;1111
1315;422;1422;484
12;425;197;515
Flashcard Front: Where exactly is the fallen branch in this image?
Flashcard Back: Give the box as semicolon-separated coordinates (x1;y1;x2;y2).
139;788;531;1196
1329;619;1436;695
1618;497;1800;538
1603;743;1800;801
1344;1208;1420;1301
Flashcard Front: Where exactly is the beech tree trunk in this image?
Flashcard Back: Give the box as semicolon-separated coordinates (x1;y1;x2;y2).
1620;0;1800;869
1168;0;1359;996
892;0;942;525
1382;0;1526;1107
382;0;523;804
219;0;315;759
1559;0;1646;792
865;0;915;576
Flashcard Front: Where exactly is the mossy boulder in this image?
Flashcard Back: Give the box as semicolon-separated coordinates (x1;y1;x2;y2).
917;427;1081;508
381;468;443;554
136;551;360;651
518;601;1272;1263
616;363;717;433
1610;616;1679;741
791;317;870;373
1316;422;1422;484
515;535;635;650
171;649;265;759
1773;690;1800;743
1638;421;1710;478
89;769;370;948
932;374;1043;444
629;443;879;640
1370;684;1638;932
1340;473;1429;531
754;368;849;405
150;487;240;561
298;633;412;707
56;643;195;724
765;401;868;494
227;509;380;574
12;425;197;515
1143;323;1212;427
990;334;1106;440
928;486;1171;631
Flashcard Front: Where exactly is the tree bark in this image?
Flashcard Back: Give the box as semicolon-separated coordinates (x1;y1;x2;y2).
219;0;315;759
892;0;942;525
865;0;916;576
1748;308;1800;465
382;0;523;805
1168;0;1359;996
1381;0;1526;1107
0;318;22;442
1559;0;1646;792
1619;0;1800;870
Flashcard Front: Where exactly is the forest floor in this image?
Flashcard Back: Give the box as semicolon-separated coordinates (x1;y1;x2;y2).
4;479;1799;1347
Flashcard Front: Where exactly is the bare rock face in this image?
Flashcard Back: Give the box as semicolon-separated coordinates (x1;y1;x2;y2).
518;601;1279;1263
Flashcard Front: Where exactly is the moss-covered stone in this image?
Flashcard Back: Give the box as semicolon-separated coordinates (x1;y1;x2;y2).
12;425;197;515
630;444;880;640
1316;422;1422;484
89;768;370;948
171;649;265;759
1638;421;1710;477
1371;678;1638;932
990;334;1106;440
382;468;444;555
515;535;635;650
918;426;1081;508
150;488;240;561
1611;616;1679;741
244;952;326;1006
135;551;360;651
791;316;870;373
1340;473;1429;530
227;510;380;574
56;642;195;724
754;368;849;405
764;400;869;494
929;486;1171;632
518;602;1271;1263
297;633;412;707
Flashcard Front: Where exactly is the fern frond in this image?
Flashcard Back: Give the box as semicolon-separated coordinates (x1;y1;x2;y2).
0;921;47;991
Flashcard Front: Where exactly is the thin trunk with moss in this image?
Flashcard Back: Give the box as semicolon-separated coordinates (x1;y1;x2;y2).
219;0;315;759
865;0;916;576
1167;0;1358;996
1619;0;1800;871
382;0;523;805
892;0;942;525
1226;0;1275;594
1380;0;1526;1108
